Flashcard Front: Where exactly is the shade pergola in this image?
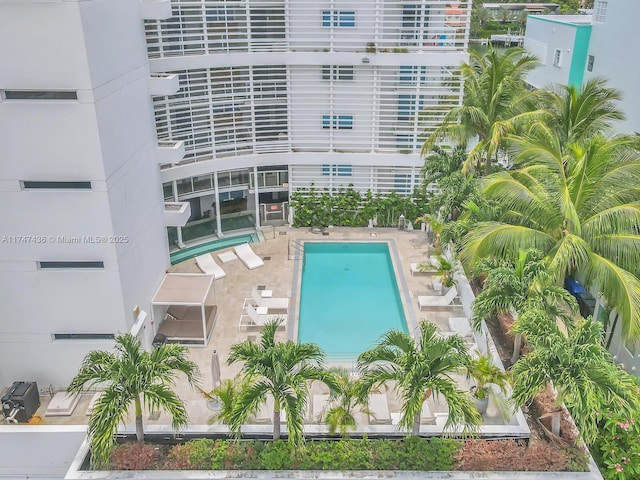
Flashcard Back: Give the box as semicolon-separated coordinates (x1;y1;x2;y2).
151;273;217;346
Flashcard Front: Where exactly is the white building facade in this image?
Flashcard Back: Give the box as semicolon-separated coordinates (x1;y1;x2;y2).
0;0;170;387
150;0;471;243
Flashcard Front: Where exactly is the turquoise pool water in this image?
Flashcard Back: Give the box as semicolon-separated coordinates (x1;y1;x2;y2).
170;233;259;265
298;242;408;358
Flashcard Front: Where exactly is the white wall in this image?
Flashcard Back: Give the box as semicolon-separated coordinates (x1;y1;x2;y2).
0;426;87;479
584;0;640;134
0;0;168;387
524;16;576;89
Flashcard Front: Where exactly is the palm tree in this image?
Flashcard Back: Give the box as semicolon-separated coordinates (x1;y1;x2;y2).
323;368;369;437
511;313;640;444
544;77;625;146
471;249;579;363
423;47;546;175
67;333;199;466
421;145;478;221
227;320;335;447
463;130;640;339
357;322;480;436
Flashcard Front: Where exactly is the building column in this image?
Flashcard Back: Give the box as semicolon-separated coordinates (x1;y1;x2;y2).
213;172;223;237
253;166;261;230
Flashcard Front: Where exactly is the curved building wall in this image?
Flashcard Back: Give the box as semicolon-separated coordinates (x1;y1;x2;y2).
144;0;470;236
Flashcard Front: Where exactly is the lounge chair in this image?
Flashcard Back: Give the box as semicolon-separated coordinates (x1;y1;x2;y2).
417;286;459;311
195;254;226;280
250;287;289;310
234;243;264;270
448;316;473;337
368;393;392;425
410;262;436;276
239;304;287;329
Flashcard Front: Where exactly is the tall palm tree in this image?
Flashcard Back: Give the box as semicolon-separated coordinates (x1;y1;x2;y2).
67;333;199;467
511;313;640;444
544;77;625;146
227;320;335;447
472;249;579;363
463;130;640;339
422;47;547;175
357;322;480;436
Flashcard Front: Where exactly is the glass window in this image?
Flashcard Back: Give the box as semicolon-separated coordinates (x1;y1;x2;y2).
230;170;250;186
587;55;595;72
322;114;331;129
553;49;562;67
595;1;607;22
264;171;279;186
338;11;355;27
192;175;213;192
217;172;231;187
177;178;193;195
337;165;352;176
163;182;174;200
337;115;353;129
322;10;331;27
22;181;91;190
4;90;77;100
39;261;104;269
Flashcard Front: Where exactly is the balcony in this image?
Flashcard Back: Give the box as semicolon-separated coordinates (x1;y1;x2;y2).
164;202;191;227
149;74;180;96
157;141;185;165
139;0;172;20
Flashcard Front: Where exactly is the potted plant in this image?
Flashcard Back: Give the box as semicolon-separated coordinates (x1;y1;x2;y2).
467;353;510;415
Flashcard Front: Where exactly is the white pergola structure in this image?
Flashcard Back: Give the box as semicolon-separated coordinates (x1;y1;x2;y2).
151;273;217;346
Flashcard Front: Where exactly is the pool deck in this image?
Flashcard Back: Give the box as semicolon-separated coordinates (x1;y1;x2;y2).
26;225;528;437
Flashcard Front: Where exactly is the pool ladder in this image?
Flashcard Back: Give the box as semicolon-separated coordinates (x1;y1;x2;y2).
288;239;304;260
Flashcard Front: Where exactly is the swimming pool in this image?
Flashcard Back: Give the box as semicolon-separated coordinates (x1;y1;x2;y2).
298;242;408;358
169;233;260;265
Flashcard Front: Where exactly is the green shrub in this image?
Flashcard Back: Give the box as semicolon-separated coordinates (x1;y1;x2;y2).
594;413;640;479
260;440;293;470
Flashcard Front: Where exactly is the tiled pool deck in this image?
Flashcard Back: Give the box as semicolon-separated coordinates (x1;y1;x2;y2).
29;226;526;436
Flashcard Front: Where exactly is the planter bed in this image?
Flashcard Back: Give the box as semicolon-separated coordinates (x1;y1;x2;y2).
65;434;602;479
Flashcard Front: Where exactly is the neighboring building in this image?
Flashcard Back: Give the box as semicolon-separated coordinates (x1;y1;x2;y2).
482;3;560;17
583;0;640;135
524;15;592;89
524;0;640;374
0;0;471;387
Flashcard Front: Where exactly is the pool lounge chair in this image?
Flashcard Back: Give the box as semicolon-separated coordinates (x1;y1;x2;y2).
418;286;459;311
234;243;264;270
250;287;289;310
368;394;392;425
239;304;287;329
195;254;226;280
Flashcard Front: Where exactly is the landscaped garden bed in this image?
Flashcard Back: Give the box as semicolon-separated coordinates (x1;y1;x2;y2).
95;436;589;472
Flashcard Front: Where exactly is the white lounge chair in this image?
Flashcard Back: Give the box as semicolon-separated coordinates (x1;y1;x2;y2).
195;254;226;280
448;316;473;337
239;304;287;329
368;393;392;425
418;286;459;310
234;243;264;270
250;287;289;310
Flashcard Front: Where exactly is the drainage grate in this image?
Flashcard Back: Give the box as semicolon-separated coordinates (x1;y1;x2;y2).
263;256;271;261
279;231;287;236
322;232;330;236
257;285;266;290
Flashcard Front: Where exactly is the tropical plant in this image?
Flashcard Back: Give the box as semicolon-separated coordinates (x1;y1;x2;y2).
467;353;510;402
415;214;445;252
198;375;255;425
227;320;336;447
595;411;640;480
422;254;459;290
543;77;626;146
462;129;640;340
471;249;579;363
421;145;479;221
511;314;640;444
422;47;546;175
67;333;199;467
357;322;481;436
323;368;369;437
